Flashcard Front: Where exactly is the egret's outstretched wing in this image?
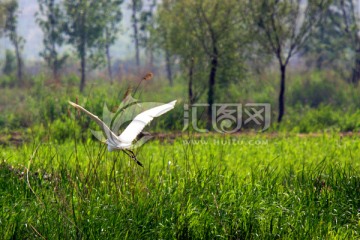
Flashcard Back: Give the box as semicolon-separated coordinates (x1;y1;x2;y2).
118;100;176;144
68;101;118;142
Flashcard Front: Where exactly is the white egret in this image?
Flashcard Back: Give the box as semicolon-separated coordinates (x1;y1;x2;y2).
69;100;176;167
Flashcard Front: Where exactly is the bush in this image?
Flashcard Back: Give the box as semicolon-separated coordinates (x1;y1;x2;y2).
1;70;360;137
288;71;348;108
282;105;360;133
0;75;17;88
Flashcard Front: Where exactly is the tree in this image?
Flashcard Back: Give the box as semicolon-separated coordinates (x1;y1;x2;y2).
4;0;25;85
100;0;123;84
36;0;67;80
139;0;157;68
249;0;330;123
2;49;16;76
155;0;174;86
302;6;343;70
130;0;143;68
63;0;110;92
161;0;246;127
332;0;360;84
0;2;7;34
0;2;7;74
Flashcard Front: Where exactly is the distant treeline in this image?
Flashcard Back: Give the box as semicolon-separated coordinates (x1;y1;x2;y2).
0;0;359;123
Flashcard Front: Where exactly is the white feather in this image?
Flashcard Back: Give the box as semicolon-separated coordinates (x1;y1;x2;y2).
118;100;176;144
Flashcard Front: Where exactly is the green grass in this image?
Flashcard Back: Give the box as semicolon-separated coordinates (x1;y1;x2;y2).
1;133;359;239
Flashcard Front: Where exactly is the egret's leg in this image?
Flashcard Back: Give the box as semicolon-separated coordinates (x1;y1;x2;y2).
128;149;144;167
123;149;144;167
122;149;132;159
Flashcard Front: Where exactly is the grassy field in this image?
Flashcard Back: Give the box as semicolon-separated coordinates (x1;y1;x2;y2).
0;73;360;239
1;133;359;239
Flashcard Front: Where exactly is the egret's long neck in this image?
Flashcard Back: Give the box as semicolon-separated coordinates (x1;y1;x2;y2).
106;136;121;152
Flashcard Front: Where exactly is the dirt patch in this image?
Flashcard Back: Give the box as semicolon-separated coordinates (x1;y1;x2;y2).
0;132;25;147
1;131;359;147
152;131;360;142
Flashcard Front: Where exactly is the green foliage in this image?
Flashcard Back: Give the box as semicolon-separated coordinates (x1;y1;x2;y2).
155;0;248;104
2;49;16;76
325;0;360;83
63;0;124;90
282;106;360;133
97;0;123;82
48;117;83;143
0;75;14;88
3;0;19;42
36;0;68;79
302;5;350;75
1;70;360;135
249;0;331;122
3;0;24;84
0;2;7;33
100;0;123;46
138;0;156;48
288;71;348;108
301;1;360;83
250;0;330;61
63;1;105;51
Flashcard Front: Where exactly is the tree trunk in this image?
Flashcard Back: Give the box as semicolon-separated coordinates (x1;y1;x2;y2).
278;64;286;123
79;4;86;93
52;44;58;82
188;57;194;105
207;46;218;129
53;60;58;82
13;38;22;85
351;48;360;84
80;51;86;93
165;49;173;86
132;0;140;68
79;28;86;92
50;13;58;82
106;40;113;84
148;47;154;69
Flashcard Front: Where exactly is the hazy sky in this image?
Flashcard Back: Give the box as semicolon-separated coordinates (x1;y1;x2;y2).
1;0;134;61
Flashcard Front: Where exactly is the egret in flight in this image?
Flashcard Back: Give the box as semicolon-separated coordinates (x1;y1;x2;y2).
69;100;176;167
